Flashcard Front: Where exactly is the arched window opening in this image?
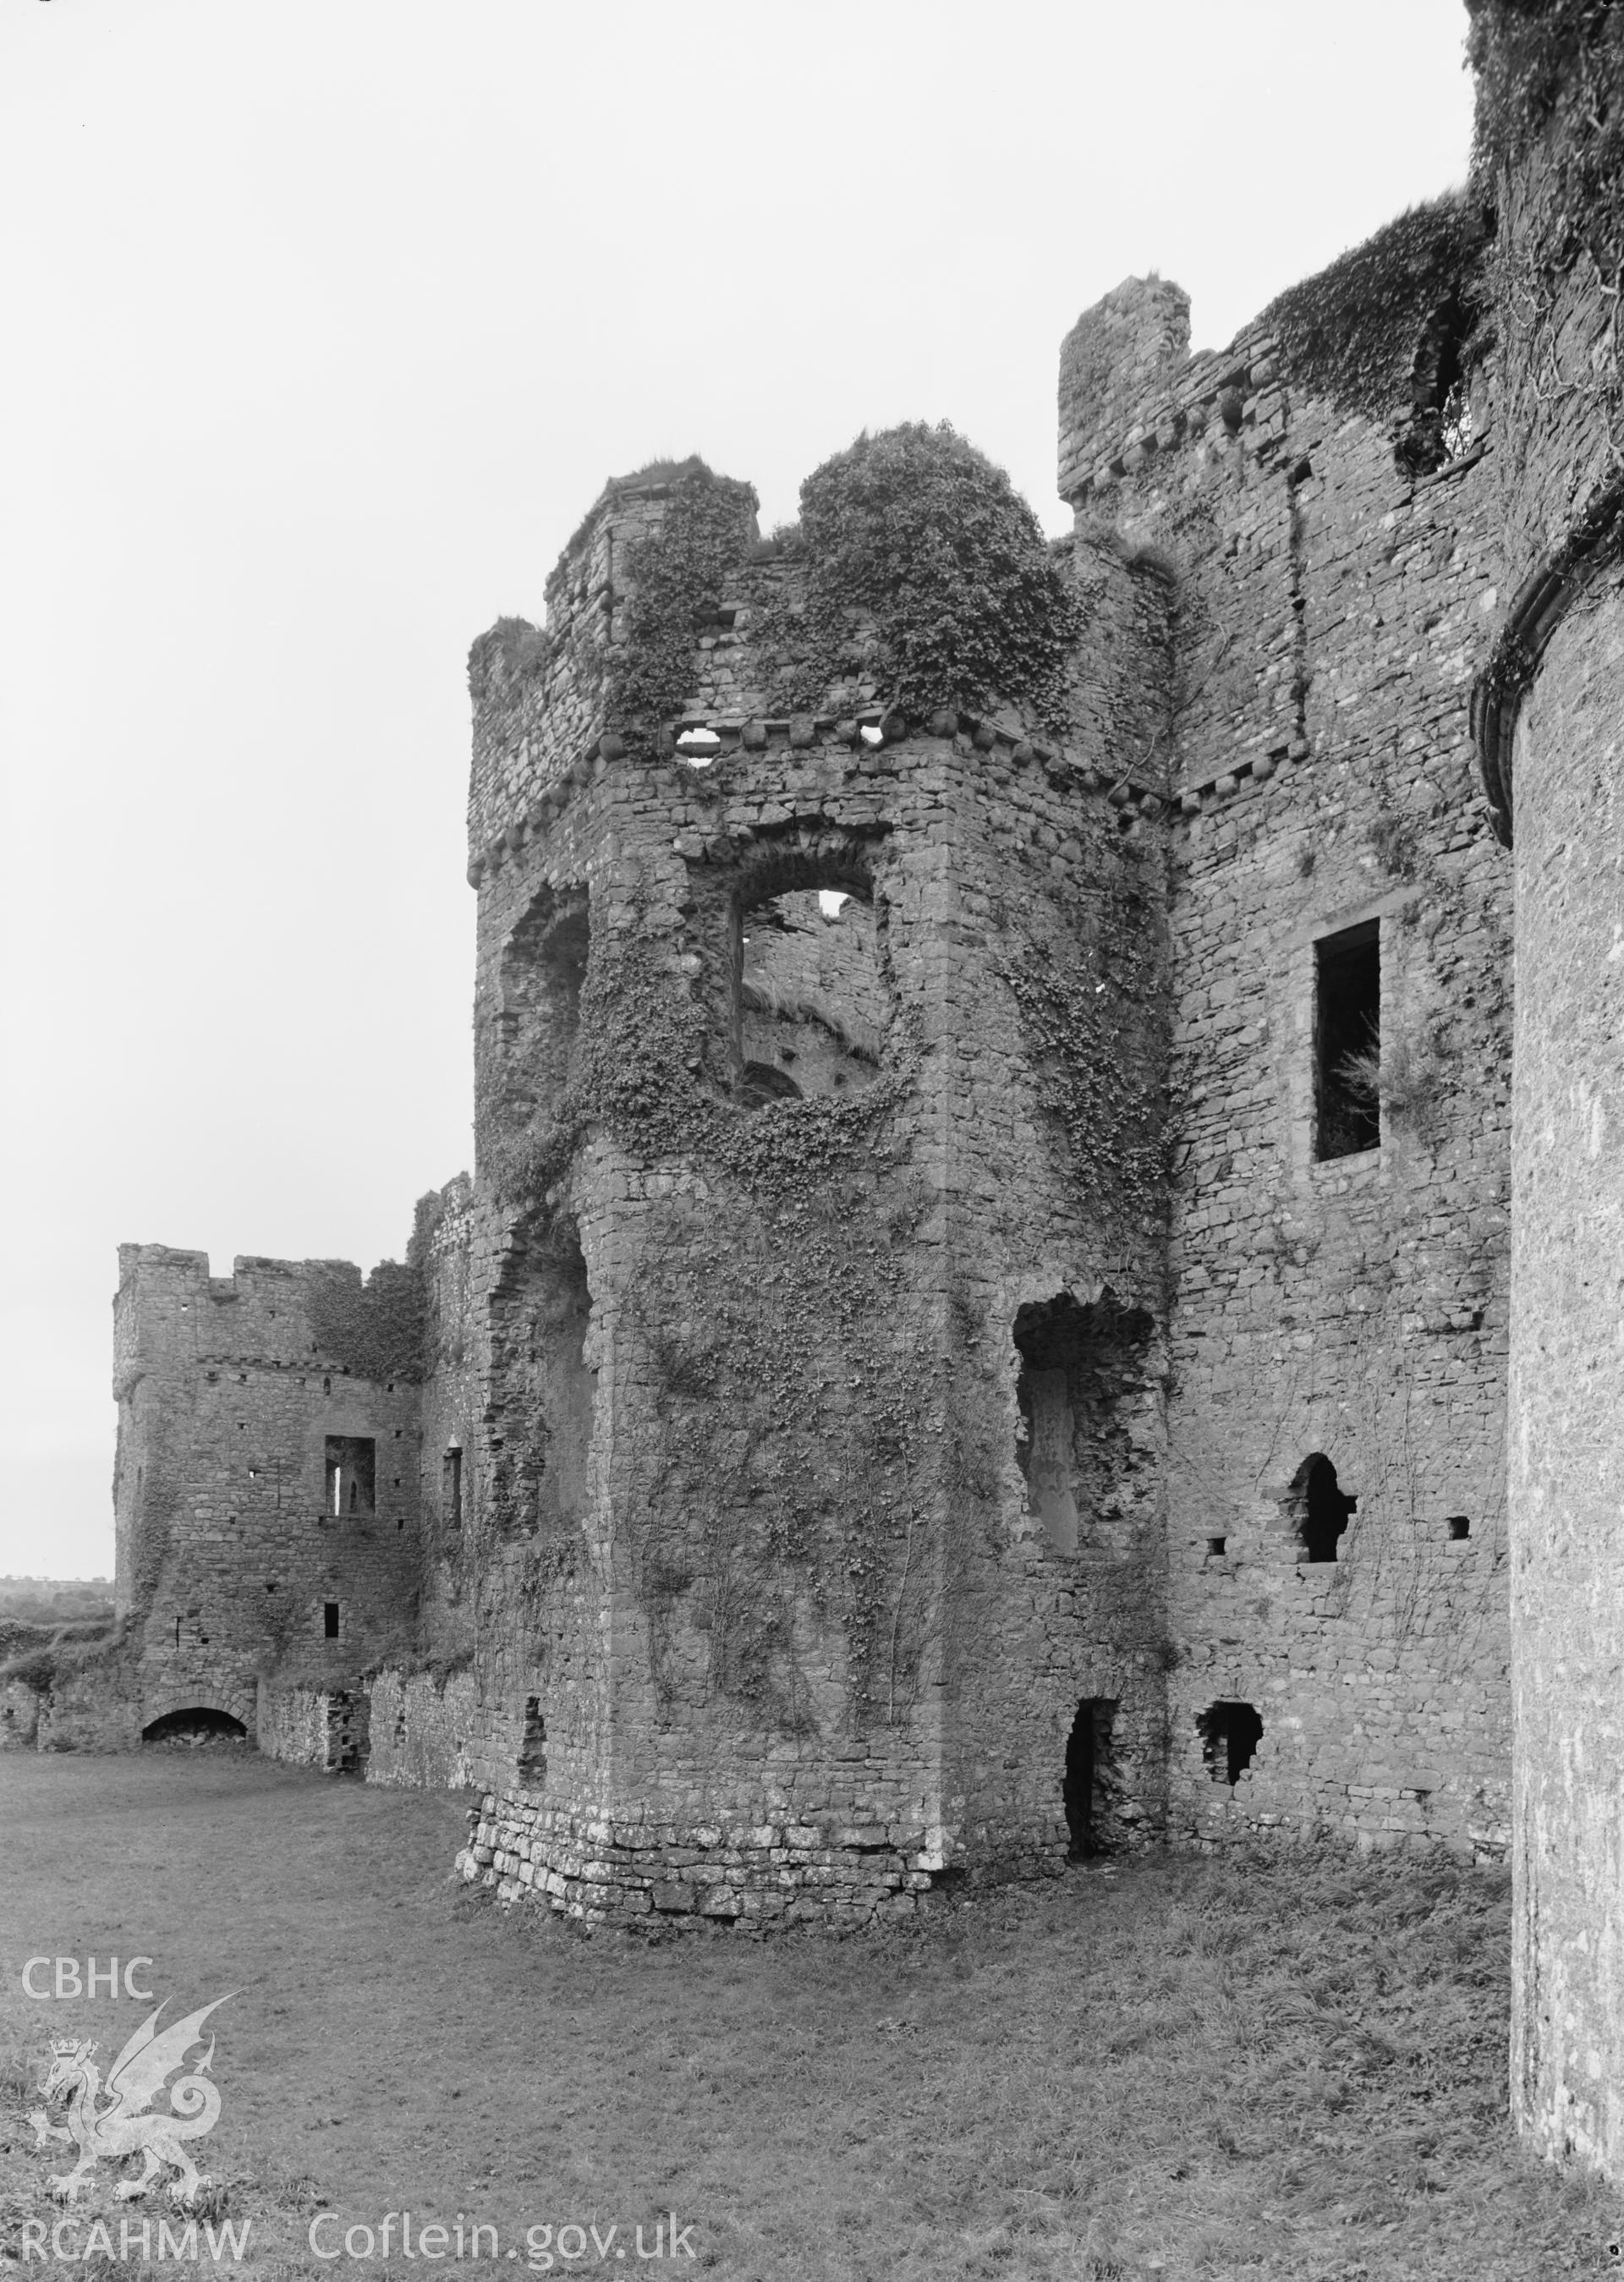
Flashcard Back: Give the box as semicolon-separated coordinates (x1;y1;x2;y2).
1012;1291;1155;1556
1290;1453;1356;1564
489;1219;595;1541
1398;294;1482;477
497;886;590;1129
1197;1700;1263;1787
1063;1696;1118;1857
737;881;885;1104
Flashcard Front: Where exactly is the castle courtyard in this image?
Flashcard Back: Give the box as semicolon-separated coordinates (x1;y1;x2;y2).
0;1750;1609;2280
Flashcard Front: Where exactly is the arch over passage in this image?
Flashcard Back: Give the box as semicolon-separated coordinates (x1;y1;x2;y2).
141;1706;250;1745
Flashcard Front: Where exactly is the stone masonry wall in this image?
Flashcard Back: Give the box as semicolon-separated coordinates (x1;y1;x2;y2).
448;482;1179;1927
113;1247;425;1733
1464;0;1624;2181
364;1664;480;1789
1062;254;1514;1859
1506;588;1624;2170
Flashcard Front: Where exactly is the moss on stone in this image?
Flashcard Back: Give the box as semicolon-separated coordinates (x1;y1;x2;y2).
606;468;760;740
785;422;1082;732
1262;194;1490;427
308;1260;427;1385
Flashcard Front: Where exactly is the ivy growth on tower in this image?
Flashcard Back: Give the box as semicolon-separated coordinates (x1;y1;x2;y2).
786;423;1082;732
601;425;1083;744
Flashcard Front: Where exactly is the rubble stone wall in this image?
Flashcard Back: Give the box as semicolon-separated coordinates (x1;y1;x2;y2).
446;487;1179;1926
1058;228;1514;1860
1507;590;1624;2170
113;1247;425;1731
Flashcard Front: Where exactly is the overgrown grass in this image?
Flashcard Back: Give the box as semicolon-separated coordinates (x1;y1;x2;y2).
0;1756;1616;2279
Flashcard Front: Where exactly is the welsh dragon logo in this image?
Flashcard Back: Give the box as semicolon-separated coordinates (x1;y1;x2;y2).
29;1996;231;2208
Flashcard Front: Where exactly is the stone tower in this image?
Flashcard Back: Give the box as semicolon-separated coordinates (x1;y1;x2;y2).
1467;0;1624;2179
445;447;1177;1923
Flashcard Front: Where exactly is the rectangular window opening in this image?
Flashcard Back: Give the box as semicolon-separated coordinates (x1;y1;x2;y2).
442;1446;464;1531
325;1435;376;1517
1314;919;1380;1161
323;1601;340;1640
518;1696;546;1788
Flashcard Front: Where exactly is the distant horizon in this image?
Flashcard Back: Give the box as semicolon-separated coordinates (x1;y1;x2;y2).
0;1576;112;1588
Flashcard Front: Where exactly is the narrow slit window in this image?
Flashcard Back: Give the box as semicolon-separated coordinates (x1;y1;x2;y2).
323;1602;340;1640
1315;920;1380;1160
442;1445;464;1531
518;1697;546;1787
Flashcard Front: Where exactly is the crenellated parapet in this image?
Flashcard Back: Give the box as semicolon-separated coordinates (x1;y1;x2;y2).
465;465;760;867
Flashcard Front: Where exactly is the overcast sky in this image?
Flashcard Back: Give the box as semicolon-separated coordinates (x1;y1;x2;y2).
0;1;1476;1581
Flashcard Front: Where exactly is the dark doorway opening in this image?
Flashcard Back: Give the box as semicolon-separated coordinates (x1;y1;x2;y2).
1063;1697;1117;1857
1198;1700;1264;1787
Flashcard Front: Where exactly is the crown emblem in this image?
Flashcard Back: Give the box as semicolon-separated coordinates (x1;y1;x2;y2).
49;2036;91;2060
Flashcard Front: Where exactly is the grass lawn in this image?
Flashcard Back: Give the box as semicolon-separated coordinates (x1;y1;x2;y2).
0;1751;1617;2280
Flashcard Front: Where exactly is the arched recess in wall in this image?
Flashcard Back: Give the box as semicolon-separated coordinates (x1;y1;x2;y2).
495;885;590;1129
730;829;892;1109
486;1215;595;1542
1397;293;1485;477
1012;1290;1156;1555
142;1707;249;1744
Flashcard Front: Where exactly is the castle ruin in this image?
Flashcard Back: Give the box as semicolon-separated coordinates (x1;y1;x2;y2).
48;0;1624;2186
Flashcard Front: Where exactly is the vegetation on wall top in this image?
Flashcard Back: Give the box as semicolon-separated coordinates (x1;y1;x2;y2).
1468;0;1624;469
786;423;1082;732
467;615;551;705
1261;194;1490;431
605;465;760;739
308;1261;426;1385
1468;0;1624;177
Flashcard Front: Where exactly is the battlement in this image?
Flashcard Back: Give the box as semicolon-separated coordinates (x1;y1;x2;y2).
113;1245;426;1390
462;425;1177;871
465;462;762;859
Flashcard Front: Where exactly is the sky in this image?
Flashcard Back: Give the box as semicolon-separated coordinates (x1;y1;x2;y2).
0;1;1478;1580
